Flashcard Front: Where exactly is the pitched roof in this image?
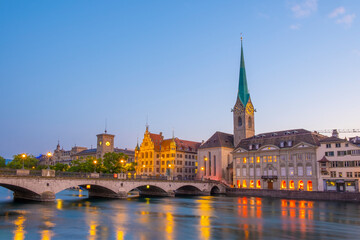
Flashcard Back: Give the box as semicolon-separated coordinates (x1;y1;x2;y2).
234;129;327;151
114;148;135;156
173;138;201;153
199;131;234;149
319;136;346;143
238;40;250;106
149;133;164;151
318;156;330;163
74;148;97;156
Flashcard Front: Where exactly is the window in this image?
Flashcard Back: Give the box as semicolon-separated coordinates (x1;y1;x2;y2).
306;166;312;176
274;156;277;162
281;167;286;176
256;157;260;163
238;116;242;127
256;167;260;176
347;172;353;178
335;143;341;148
145;152;148;158
289;167;294;176
330;171;336;177
157;154;159;158
268;156;272;162
242;168;247;177
243;157;247;163
280;141;285;148
325;151;335;157
337;151;347;156
326;144;331;148
338;172;343;177
236;168;241;177
250;167;254;176
166;154;169;158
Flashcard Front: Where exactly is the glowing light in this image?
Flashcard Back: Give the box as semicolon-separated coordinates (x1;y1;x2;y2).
56;199;63;210
86;185;91;189
46;152;52;157
14;215;26;240
307;181;313;191
298;180;304;190
146;185;150;189
200;167;204;171
142;165;145;168
93;160;97;164
281;181;287;189
204;157;208;161
106;141;110;146
168;164;172;168
21;154;26;158
250;180;254;188
256;180;261;189
242;180;247;188
289;180;294;190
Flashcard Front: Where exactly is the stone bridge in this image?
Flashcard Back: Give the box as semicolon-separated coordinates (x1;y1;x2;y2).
0;171;226;201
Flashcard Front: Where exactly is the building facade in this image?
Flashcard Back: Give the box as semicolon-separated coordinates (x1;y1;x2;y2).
135;126;200;179
233;129;326;191
317;134;360;192
197;132;234;183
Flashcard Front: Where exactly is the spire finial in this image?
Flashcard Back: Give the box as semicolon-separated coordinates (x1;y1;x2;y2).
145;115;149;131
172;128;175;139
240;32;243;42
105;118;107;133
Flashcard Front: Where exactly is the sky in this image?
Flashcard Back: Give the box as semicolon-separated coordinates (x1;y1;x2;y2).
1;0;360;158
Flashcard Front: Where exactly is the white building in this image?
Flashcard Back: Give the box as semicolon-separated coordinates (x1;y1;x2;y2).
317;133;360;192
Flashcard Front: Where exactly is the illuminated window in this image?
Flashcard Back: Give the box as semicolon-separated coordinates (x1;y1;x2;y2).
307;181;313;191
237;180;241;188
263;156;267;162
250;157;254;163
256;157;260;163
268;156;272;162
250;180;254;188
242;180;247;188
289;180;294;190
243;157;247;163
256;180;261;188
274;156;277;162
298;180;304;190
281;180;286;189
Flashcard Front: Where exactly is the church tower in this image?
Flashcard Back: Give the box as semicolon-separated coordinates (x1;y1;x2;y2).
233;38;255;147
96;130;115;158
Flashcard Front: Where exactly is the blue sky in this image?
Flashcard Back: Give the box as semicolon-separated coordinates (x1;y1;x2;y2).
1;0;359;158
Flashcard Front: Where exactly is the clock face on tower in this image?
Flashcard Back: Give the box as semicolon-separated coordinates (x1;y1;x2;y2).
105;141;110;146
246;103;254;116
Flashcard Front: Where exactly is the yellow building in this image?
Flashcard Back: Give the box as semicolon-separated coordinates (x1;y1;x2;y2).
135;126;200;180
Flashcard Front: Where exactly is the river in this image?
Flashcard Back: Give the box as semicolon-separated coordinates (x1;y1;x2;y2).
0;187;360;239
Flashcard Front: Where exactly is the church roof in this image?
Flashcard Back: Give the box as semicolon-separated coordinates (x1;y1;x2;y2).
199;131;234;149
237;39;250;106
234;129;327;151
173;138;201;153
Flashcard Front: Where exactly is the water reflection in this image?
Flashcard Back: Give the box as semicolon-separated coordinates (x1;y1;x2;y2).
1;188;360;240
13;214;26;240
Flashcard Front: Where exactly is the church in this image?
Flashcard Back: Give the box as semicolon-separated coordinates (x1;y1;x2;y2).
198;39;324;191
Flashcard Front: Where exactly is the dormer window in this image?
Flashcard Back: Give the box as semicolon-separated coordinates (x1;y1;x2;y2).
280;141;285;148
287;140;293;147
255;144;260;149
249;145;253;150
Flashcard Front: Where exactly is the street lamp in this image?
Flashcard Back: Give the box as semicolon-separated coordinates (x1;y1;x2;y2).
200;167;205;181
21;154;27;169
93;160;97;173
47;152;52;169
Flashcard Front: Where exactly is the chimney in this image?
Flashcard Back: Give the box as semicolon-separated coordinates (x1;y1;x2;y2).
332;129;339;138
160;132;162;136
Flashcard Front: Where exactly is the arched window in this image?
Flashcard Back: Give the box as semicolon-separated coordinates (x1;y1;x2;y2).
248;116;252;128
307;181;313;191
238;116;242;127
256;180;261;189
298;180;304;190
250;180;254;188
281;180;287;189
237;180;241;188
141;152;144;158
145;152;148;158
289;180;295;190
150;152;153;158
242;180;247;188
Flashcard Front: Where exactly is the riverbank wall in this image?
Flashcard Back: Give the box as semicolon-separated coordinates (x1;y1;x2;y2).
226;188;360;202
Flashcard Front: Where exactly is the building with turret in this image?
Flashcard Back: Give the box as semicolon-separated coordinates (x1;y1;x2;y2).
135;126;200;179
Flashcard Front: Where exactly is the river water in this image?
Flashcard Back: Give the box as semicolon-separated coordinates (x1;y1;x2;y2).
0;188;360;240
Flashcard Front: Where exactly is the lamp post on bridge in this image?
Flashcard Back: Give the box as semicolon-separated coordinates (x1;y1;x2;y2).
93;160;97;173
46;152;52;169
21;154;27;169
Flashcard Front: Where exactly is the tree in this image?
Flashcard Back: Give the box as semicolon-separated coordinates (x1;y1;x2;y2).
102;152;128;173
68;156;99;173
0;156;5;168
7;154;39;169
52;163;69;172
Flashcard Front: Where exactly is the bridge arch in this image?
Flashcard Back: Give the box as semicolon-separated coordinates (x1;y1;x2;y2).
175;185;203;196
130;184;169;197
0;183;43;201
210;186;220;195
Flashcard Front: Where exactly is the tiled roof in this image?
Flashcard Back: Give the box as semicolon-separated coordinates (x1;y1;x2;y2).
234;129;327;151
199;131;234;149
114;148;135;156
319;136;346;143
74;148;97;156
149;133;164;151
174;138;201;153
318;156;330;163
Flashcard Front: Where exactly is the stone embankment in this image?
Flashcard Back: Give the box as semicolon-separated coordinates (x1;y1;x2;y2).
226;188;360;202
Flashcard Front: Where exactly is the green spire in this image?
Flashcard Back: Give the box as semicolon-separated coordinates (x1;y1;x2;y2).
238;38;250;106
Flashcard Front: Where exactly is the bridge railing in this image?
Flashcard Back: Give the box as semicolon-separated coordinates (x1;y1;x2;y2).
0;168;218;183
